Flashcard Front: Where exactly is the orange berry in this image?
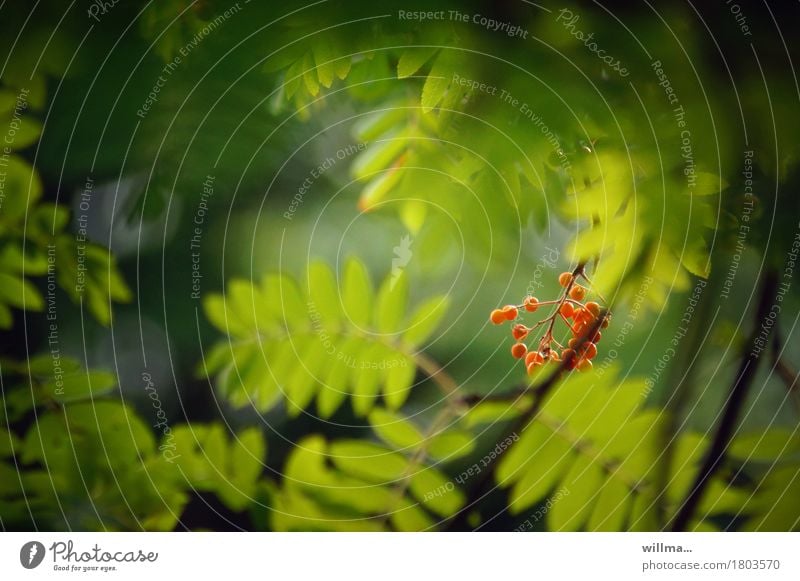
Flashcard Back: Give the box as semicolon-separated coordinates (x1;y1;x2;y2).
502;305;518;320
511;343;527;359
527;362;538;375
577;359;593;372
549;350;561;362
572;308;587;323
589;330;602;343
560;302;575;318
569;285;586;301
525;351;544;365
512;324;529;341
523;296;539;312
582;342;598;359
490;309;505;325
573;321;588;337
585;301;600;317
558;272;573;287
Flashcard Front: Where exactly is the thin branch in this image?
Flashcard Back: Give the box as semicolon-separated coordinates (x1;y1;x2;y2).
670;270;778;531
770;325;800;413
413;351;460;398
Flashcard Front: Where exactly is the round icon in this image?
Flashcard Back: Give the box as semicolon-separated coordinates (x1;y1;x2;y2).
20;541;46;569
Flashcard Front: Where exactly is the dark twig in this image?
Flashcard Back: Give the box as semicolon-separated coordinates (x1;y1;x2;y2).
670;271;778;531
770;325;800;413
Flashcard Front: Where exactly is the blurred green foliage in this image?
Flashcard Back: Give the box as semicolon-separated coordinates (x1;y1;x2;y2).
1;0;799;532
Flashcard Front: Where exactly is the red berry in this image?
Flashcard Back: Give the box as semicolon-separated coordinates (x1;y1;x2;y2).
582;342;598;359
560;302;575;318
568;338;577;349
490;309;505;325
523;296;539;312
585;301;600;317
558;272;573;287
569;285;586;301
601;317;610;329
502;305;518;320
511;343;527;359
512;324;529;341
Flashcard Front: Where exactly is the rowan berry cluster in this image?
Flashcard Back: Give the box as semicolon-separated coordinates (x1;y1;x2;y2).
490;269;610;375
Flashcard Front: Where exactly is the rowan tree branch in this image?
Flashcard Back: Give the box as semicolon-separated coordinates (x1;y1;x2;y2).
670;270;778;531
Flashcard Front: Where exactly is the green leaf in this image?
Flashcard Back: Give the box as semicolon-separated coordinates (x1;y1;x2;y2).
374;269;408;333
586;477;630;531
391;499;436;531
680;243;711;279
697;479;750;516
409;467;464;517
497;422;550;486
342;257;373;328
317;337;355;417
399;199;427;234
220;427;266;510
203;294;248;337
0;156;42;222
6;118;42;151
628;492;660;531
358;168;406;211
402;295;449;347
0;244;48;274
691;172;727;196
334;54;351;80
427;430;475;461
45;370;117;403
350;131;409;181
350;341;384;416
283;59;304;99
369;408;424;450
307;261;342;326
0;273;44;310
382;355;415;410
197;342;232;378
461;398;529;428
0;303;12;328
329;440;408;482
421;52;455;112
353;107;407;142
262;273;307;325
397;47;438;78
742;468;800;531
303;53;320;96
284;338;326;416
548;454;603;531
313;42;335;88
730;429;800;462
508;442;575;514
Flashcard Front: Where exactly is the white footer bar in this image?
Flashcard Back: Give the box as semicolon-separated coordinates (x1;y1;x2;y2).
1;532;797;579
